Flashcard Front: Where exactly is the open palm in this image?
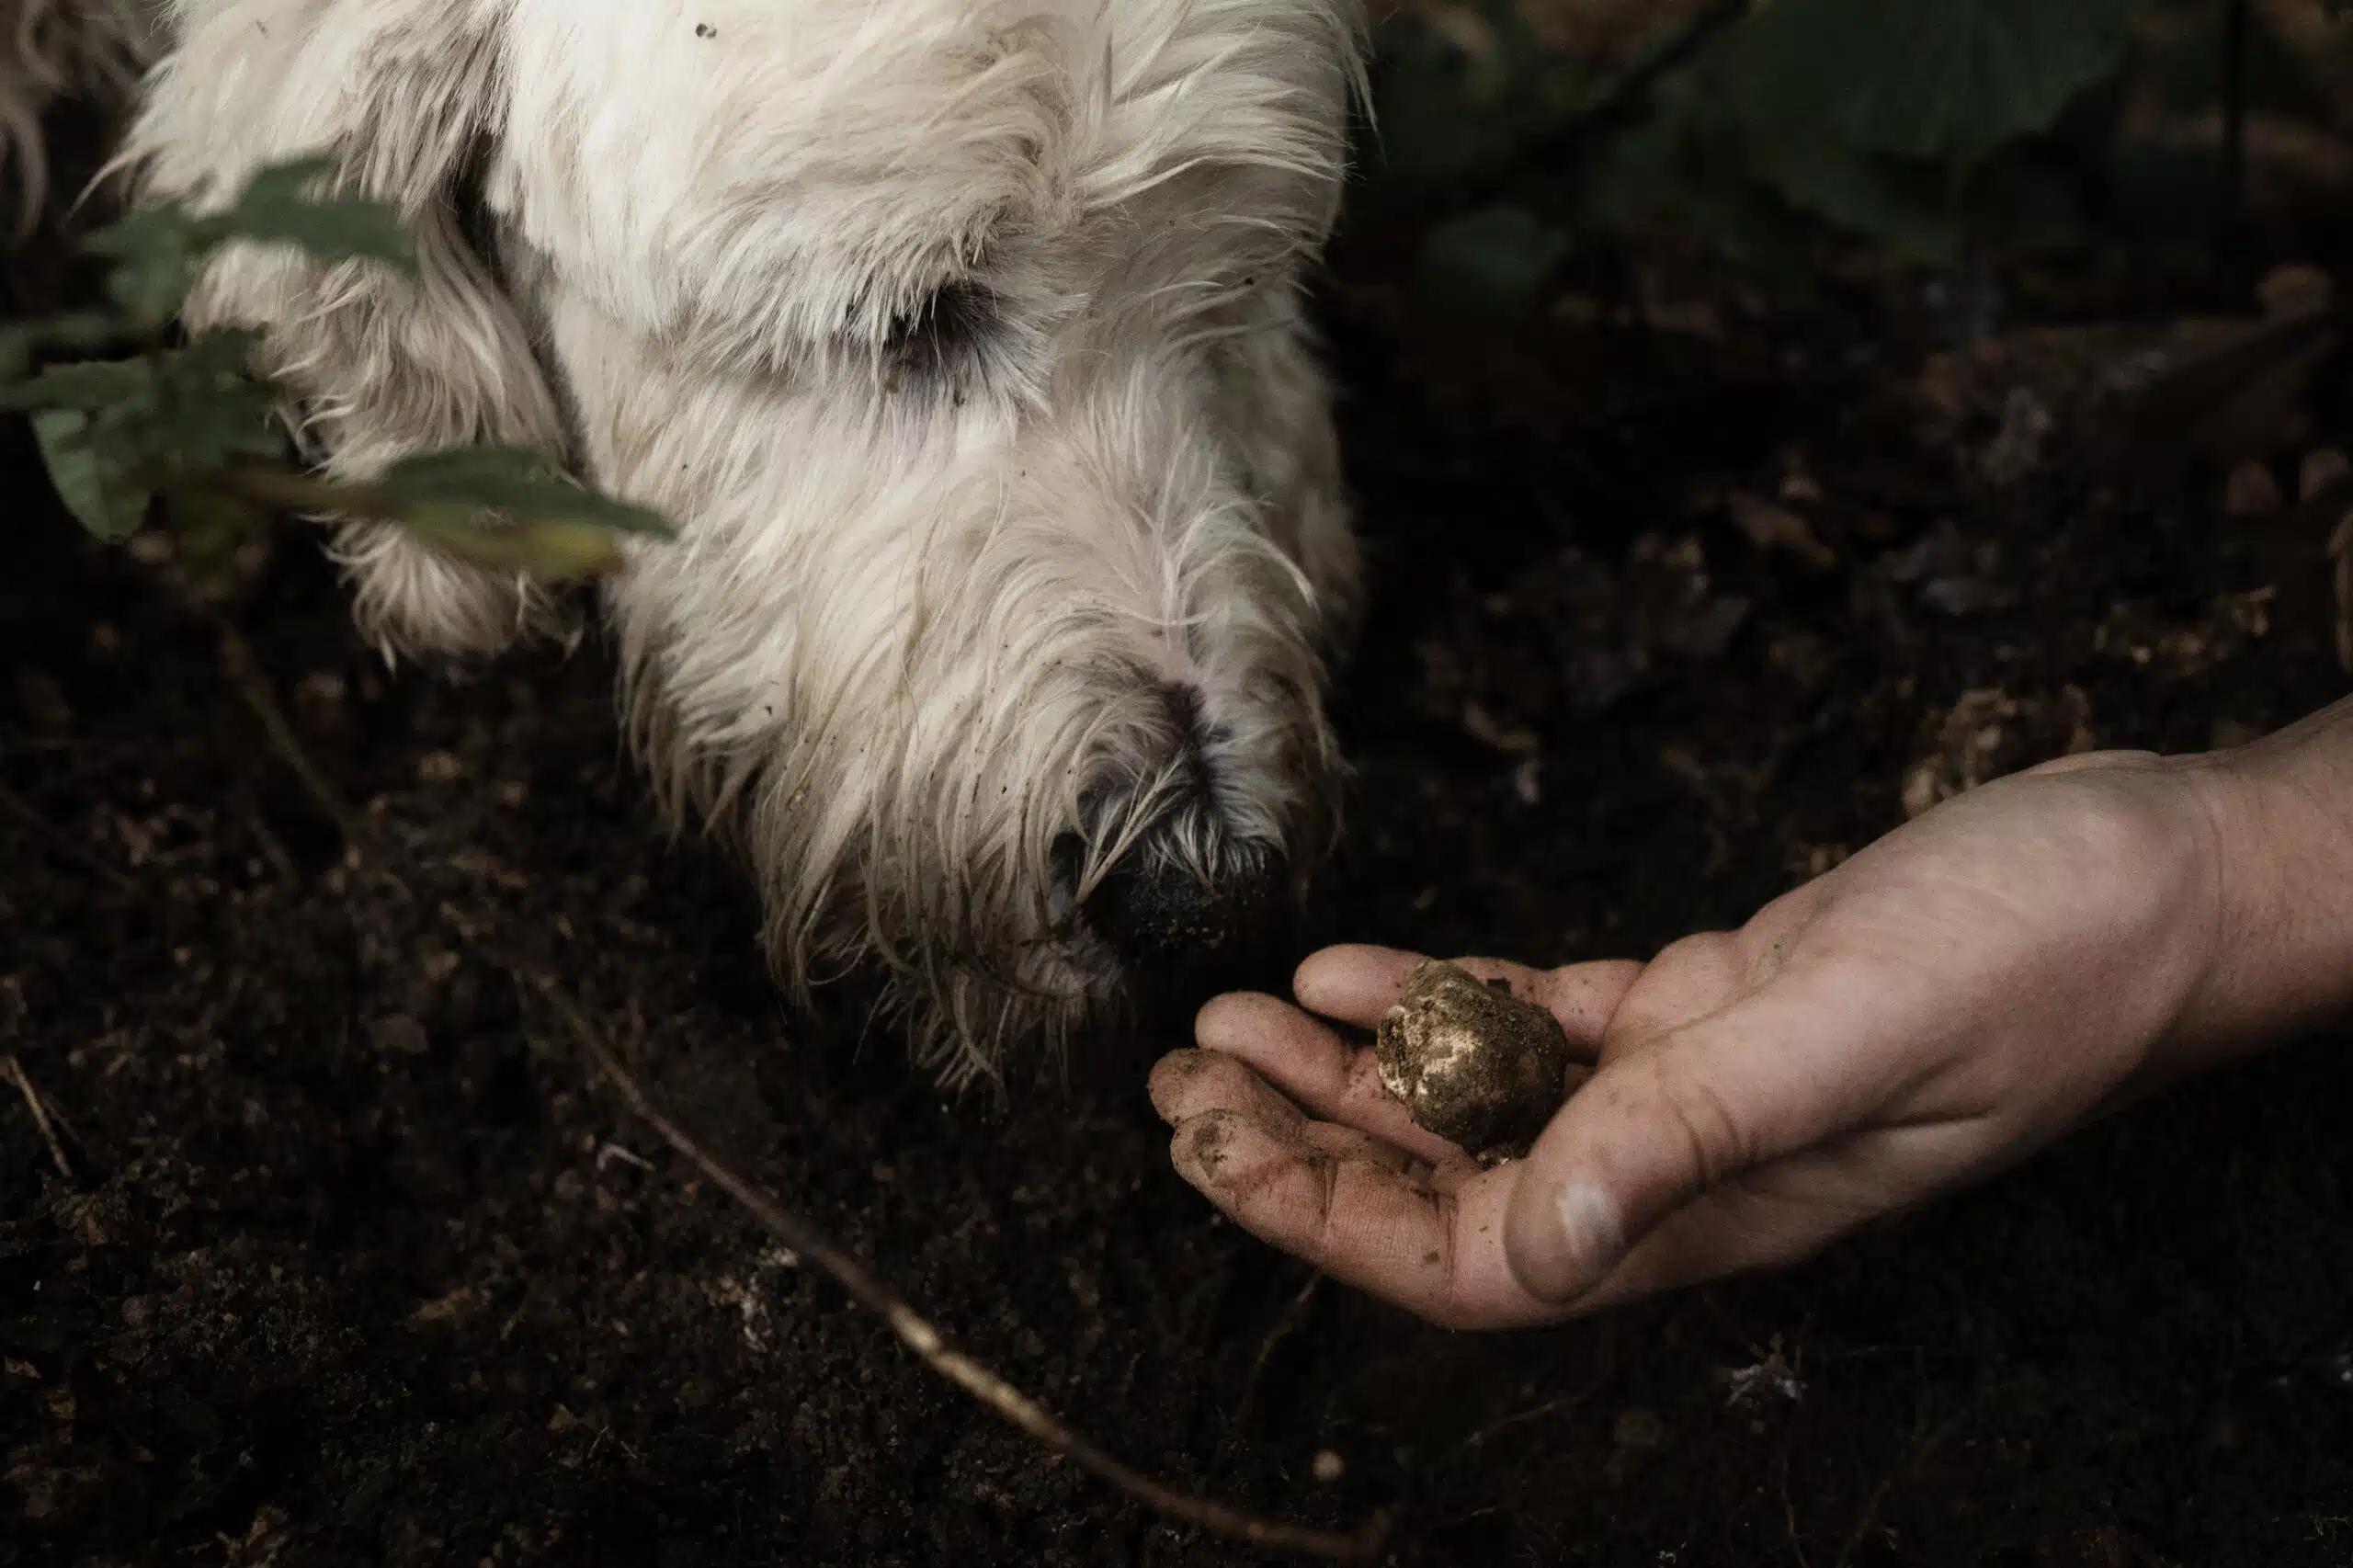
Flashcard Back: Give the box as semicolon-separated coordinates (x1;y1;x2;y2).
1151;753;2234;1329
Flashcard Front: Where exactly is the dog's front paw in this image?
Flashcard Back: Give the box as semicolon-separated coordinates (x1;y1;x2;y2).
331;519;576;665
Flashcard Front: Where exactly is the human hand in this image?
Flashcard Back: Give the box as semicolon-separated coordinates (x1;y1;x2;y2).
1150;751;2259;1329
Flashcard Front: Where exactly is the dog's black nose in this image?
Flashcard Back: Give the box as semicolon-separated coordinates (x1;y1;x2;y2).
1082;830;1289;965
1063;679;1296;980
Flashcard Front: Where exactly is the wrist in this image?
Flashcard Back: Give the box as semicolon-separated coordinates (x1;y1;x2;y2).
2169;698;2353;1065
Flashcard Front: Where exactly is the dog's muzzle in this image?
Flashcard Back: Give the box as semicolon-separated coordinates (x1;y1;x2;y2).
1055;680;1296;992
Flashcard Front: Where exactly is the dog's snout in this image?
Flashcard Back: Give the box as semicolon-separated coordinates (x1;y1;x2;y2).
1077;687;1299;965
1083;830;1286;963
1058;682;1292;968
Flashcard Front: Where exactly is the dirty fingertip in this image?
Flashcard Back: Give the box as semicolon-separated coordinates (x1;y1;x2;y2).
1147;1049;1217;1119
1294;945;1425;1019
1193;990;1289;1053
1173;1109;1287;1195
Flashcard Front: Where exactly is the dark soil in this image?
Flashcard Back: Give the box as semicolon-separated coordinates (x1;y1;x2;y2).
6;222;2353;1568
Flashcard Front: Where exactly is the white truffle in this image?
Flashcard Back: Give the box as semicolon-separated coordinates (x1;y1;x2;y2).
1375;960;1573;1163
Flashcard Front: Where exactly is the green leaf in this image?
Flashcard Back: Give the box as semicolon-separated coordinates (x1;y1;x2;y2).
329;447;676;582
83;155;415;332
85;201;206;331
1650;0;2132;260
5;150;662;586
1738;131;1971;264
0;312;120;382
26;311;127;357
1582;70;1821;277
374;447;672;538
32;408;151;540
1730;0;2131;179
213;155;414;270
145;332;290;471
152;381;290;472
1412;205;1574;314
0;357;153;413
392;511;640;581
1365;6;1602;190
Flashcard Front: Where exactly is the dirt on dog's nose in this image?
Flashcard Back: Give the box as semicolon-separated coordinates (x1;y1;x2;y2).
1082;830;1290;967
1070;680;1296;972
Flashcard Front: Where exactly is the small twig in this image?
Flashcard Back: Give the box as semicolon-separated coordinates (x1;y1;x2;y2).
212;622;367;851
1227;1270;1324;1440
594;1141;654;1174
215;609;1378;1558
236;790;302;884
1441;1323;1619;1465
1786;1486;1813;1568
6;1055;75;1182
0;782;139;895
1830;1394;1980;1568
521;969;1383;1562
1772;1369;1813;1568
1451;1394;1581;1460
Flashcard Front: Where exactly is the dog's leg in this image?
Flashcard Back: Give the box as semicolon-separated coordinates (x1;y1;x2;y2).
123;0;572;662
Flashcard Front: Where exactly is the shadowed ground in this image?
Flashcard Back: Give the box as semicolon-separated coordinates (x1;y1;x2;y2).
5;225;2351;1566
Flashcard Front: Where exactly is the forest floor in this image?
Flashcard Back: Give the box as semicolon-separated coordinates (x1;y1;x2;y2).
6;213;2353;1567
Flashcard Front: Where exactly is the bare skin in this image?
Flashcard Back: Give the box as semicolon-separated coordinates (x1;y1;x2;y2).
1150;699;2353;1331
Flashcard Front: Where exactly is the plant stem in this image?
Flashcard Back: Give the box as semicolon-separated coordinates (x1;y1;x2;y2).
209;617;1382;1562
522;968;1387;1562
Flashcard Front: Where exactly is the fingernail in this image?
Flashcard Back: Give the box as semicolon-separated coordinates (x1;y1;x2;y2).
1552;1176;1626;1295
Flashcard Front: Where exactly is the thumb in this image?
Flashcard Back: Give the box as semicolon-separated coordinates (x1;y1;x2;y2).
1502;982;1880;1301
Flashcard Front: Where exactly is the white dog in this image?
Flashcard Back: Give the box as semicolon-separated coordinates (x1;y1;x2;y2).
6;0;1365;1078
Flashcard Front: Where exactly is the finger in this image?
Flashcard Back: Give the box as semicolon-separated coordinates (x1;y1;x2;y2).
1166;1109;1561;1330
1290;1119;1489;1197
1290;945;1429;1027
1518;960;1645;1050
1149;1044;1310;1133
1154;1039;1473;1191
1299;1119;1438;1184
1192;993;1465;1166
1294;945;1641;1052
1502;974;1897;1301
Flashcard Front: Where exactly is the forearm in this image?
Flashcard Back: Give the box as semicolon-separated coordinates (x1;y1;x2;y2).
2176;694;2353;1063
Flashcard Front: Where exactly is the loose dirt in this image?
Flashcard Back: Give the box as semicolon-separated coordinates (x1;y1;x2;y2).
6;222;2351;1566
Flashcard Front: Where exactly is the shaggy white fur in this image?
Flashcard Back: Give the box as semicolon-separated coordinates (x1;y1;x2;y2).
15;0;1366;1078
